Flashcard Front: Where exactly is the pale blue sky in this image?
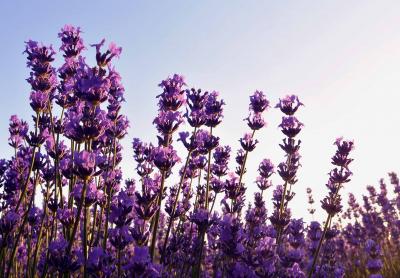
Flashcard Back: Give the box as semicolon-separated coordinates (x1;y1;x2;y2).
1;1;400;220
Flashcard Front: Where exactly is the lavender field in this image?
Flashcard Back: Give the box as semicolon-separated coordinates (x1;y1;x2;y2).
0;24;398;277
1;1;400;277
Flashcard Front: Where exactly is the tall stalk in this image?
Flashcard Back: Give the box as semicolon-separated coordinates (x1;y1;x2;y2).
161;128;197;262
149;169;166;260
308;185;341;278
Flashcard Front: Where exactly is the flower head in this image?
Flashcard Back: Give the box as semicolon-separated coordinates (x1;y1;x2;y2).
157;74;186;111
91;39;122;67
249;90;270;113
73;150;98;180
275;95;303;115
239;132;258;152
279;116;303;138
152;146;180;172
58;25;85;58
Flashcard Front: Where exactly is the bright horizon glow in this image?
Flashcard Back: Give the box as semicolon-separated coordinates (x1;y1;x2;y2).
0;1;399;222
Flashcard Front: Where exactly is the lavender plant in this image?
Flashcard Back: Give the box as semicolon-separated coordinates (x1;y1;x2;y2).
0;25;399;278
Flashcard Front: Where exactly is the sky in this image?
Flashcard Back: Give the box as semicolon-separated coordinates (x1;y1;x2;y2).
0;1;399;221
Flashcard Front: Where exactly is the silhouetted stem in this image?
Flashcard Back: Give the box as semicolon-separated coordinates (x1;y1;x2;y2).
67;180;87;255
161;127;198;262
308;185;341;278
150;170;166;260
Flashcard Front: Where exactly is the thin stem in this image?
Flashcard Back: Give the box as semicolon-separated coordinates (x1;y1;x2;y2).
6;170;40;278
89;203;98;248
238;130;256;186
102;137;118;250
204;127;213;210
117;248;122;277
161;143;194;262
66;180;87;255
31;182;51;275
15;144;37;211
192;231;206;278
308;185;341;278
307;214;332;278
83;205;89;278
209;192;218;214
276;153;293;246
149;170;166;260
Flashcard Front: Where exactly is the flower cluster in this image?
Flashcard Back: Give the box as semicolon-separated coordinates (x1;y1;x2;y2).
0;26;398;278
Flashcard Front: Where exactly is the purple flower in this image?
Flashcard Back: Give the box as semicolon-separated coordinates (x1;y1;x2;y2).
132;138;153;164
277;162;299;184
196;129;220;151
246;112;266;130
279;116;303;138
321;192;343;216
29;91;49;112
8;115;29;149
91;39;122;67
109;226;133;250
205;91;225;127
58;25;85;58
24;40;55;66
45;137;68;160
152;146;180;172
134;184;158;221
249;90;270;113
210;177;225;193
288;263;305;278
186;88;208;110
27;207;42;226
72;181;103;206
157;74;186;111
25;128;50;147
125;246;160;277
329;168;352;184
110;191;134;227
365;239;383;275
73;150;98;180
213;145;231;164
57;207;75;228
239;132;258;152
24;40;57;93
106;114;129;139
212;145;231;177
219;214;245;258
47;237;81;273
275;95;303;115
178;131;199;151
256;176;273;191
331;137;354;168
258;159;275;179
87;247;114;275
279;138;301;155
0;211;20;234
75;65;111;104
153;110;183;136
